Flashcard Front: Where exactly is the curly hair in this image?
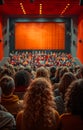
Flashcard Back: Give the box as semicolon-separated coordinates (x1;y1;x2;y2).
0;68;13;79
65;79;83;119
23;78;57;130
59;72;76;99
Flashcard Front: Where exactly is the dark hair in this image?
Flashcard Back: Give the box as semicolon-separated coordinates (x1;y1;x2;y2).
0;75;15;95
50;66;56;74
14;70;31;87
79;65;83;77
59;67;69;78
55;66;62;82
65;79;83;119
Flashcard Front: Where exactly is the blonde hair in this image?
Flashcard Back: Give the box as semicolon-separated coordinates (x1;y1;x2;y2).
36;67;50;81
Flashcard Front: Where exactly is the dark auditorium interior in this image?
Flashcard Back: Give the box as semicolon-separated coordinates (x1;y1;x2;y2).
0;0;83;63
0;0;83;130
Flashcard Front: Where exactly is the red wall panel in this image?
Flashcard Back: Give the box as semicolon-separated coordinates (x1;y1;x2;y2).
77;16;83;63
0;16;4;60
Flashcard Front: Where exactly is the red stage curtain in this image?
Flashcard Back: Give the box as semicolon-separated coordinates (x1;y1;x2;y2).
15;22;65;50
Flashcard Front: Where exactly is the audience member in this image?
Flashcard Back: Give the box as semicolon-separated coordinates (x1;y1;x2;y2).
0;51;82;129
0;68;13;79
0;75;23;117
50;66;57;85
54;72;76;115
54;67;62;84
16;78;60;130
78;65;83;78
59;67;69;80
35;67;50;82
59;79;83;130
0;87;16;130
14;70;31;99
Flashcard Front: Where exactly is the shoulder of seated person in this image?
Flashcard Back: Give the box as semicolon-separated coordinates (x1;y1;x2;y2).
19;100;23;103
16;110;23;118
17;100;23;105
0;104;7;111
60;113;71;118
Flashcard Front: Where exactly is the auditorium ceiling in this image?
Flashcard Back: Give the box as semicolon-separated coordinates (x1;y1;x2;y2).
0;0;83;17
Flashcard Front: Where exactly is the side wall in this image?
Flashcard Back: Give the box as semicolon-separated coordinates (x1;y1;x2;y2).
77;15;83;63
0;16;4;60
71;17;78;57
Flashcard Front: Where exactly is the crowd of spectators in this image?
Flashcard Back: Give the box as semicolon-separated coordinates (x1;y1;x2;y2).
8;51;76;69
0;50;83;130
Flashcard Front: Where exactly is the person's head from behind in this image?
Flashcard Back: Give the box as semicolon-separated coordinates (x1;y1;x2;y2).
0;75;15;96
23;77;57;129
24;65;32;74
77;65;83;78
0;68;13;79
24;65;34;79
7;64;15;77
59;72;76;99
65;79;83;119
36;67;50;81
59;66;69;79
14;70;31;88
50;66;56;77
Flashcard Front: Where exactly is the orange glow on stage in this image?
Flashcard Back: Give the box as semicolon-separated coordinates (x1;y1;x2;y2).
15;22;65;50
